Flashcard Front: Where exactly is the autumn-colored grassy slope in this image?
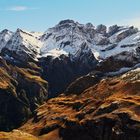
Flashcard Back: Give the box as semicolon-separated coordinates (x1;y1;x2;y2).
19;68;140;140
0;57;48;131
1;64;140;139
0;130;38;140
0;129;62;140
0;57;47;93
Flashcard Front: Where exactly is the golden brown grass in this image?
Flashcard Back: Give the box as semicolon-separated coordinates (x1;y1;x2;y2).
20;71;140;138
15;67;47;84
39;129;62;140
0;130;39;140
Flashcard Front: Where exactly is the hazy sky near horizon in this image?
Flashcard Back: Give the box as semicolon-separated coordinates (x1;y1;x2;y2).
0;0;140;31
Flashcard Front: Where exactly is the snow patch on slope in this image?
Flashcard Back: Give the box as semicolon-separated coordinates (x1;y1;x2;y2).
41;48;68;58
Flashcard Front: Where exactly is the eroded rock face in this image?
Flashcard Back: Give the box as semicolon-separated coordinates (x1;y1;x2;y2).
0;58;48;131
116;26;138;42
96;36;110;45
0;29;13;51
108;25;119;36
96;49;140;73
19;68;140;140
96;24;107;35
40;49;97;97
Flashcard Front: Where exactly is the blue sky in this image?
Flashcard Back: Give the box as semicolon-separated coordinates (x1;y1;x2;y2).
0;0;140;31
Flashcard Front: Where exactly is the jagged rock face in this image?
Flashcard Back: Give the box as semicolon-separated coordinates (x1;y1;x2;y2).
40;49;97;97
38;21;140;95
0;21;140;63
108;25;120;36
0;58;48;131
40;19;139;62
116;26;138;42
0;29;13;51
40;20;96;58
96;24;107;35
40;52;96;97
40;55;76;97
1;29;43;62
19;68;140;140
96;48;140;73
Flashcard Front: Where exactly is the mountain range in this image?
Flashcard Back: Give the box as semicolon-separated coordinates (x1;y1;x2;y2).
0;20;140;140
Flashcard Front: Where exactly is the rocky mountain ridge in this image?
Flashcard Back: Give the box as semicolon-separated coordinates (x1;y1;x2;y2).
1;20;140;62
0;20;140;139
1;20;140;95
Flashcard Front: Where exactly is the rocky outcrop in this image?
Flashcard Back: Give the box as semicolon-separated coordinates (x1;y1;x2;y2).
96;24;107;35
96;49;140;73
116;26;138;42
108;25;120;36
0;29;13;51
96;36;110;45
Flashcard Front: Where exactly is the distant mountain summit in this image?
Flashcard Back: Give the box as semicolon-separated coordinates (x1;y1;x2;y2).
0;19;139;62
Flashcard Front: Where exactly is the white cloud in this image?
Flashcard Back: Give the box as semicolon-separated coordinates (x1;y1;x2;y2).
7;6;28;11
6;6;39;11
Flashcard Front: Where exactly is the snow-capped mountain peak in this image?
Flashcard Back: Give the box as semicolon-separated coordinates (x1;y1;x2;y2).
0;20;140;63
2;29;43;61
39;20;139;61
40;20;95;58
